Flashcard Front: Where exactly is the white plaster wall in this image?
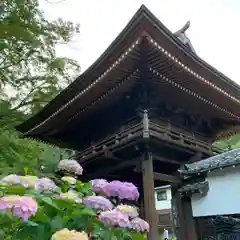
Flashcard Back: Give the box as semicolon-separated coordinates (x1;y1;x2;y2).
155;186;172;210
191;165;240;217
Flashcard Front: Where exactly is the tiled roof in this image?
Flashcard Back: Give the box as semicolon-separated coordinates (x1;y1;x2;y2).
178;181;209;195
179;148;240;175
209;216;240;225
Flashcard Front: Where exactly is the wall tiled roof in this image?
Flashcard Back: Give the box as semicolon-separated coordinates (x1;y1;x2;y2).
179;148;240;175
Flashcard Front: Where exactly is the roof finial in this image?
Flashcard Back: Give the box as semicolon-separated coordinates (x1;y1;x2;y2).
175;21;191;36
174;21;196;54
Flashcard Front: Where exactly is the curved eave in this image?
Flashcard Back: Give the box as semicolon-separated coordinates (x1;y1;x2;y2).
179;148;240;175
17;4;240;135
17;6;148;133
144;7;240;93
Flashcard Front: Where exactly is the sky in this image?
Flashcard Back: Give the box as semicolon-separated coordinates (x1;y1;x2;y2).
42;0;240;84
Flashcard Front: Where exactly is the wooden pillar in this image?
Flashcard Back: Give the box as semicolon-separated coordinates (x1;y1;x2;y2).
142;152;159;240
182;196;197;240
171;186;197;240
140;198;145;219
171;187;186;240
138;186;145;219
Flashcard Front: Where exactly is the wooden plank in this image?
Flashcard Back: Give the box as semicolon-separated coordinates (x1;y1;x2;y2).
141;152;159;240
153;172;182;184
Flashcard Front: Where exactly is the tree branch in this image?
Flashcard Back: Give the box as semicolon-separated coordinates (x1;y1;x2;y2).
11;78;50;111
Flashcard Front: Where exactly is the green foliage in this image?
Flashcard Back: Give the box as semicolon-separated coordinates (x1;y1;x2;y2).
0;0;79;175
0;0;80;114
0;100;74;176
213;134;240;151
0;175;146;240
0;129;44;175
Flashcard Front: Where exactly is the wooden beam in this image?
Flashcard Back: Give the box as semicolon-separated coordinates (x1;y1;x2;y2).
141;152;159;240
153;154;180;165
103;149;121;161
86;157;141;178
153;172;182;184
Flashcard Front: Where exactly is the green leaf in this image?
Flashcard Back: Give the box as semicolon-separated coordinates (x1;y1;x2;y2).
26;220;39;227
127;232;146;240
33;210;49;223
54;198;74;210
72;207;96;217
51;214;63;230
60;182;69;193
4;185;27;195
41;197;59;210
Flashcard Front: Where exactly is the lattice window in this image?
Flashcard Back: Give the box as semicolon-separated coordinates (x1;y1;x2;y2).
156;190;167;201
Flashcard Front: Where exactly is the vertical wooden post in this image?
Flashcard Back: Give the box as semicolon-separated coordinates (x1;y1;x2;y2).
140;198;145;219
171;186;197;240
138;186;145;219
142;151;159;240
182;196;197;240
171;187;186;240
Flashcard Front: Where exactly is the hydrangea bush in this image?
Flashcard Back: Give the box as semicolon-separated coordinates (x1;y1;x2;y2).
0;160;148;240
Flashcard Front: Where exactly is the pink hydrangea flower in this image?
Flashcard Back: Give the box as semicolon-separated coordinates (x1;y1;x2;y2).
12;196;38;221
99;209;130;228
0;195;38;221
129;217;149;232
0;198;9;211
1;195;22;208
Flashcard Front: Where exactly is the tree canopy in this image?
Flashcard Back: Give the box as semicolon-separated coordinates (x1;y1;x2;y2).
1;0;80;114
0;0;79;175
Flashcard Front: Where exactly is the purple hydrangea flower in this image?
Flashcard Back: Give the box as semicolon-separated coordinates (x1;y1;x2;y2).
99;209;130;228
129;217;149;232
102;181;139;201
83;196;113;211
0;174;21;185
90;179;108;193
116;204;139;218
0;175;39;188
35;177;60;193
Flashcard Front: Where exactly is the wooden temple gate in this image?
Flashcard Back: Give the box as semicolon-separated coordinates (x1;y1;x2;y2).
17;5;240;240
